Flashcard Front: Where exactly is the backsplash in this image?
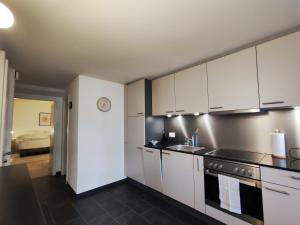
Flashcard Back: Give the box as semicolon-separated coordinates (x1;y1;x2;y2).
147;109;300;154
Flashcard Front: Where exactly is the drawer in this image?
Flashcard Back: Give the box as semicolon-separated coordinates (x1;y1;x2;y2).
261;167;300;189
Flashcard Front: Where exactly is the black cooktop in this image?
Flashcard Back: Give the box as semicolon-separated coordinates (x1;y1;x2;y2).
206;149;266;164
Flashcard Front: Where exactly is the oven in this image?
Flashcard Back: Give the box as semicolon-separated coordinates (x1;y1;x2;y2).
204;158;264;225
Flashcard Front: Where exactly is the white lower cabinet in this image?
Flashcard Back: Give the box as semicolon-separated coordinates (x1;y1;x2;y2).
143;147;162;192
161;150;194;207
262;181;300;225
194;156;205;213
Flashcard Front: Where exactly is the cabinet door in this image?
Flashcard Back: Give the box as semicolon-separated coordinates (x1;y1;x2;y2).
194;156;205;213
143;148;162;192
162;150;194;207
127;79;145;116
207;47;259;112
152;74;175;116
262;181;300;225
175;64;208;114
257;31;300;108
126;116;145;184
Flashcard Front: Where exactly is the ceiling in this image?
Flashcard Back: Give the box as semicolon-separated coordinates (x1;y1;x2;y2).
0;0;300;89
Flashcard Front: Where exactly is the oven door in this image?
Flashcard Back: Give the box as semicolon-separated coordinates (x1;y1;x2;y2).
204;169;264;225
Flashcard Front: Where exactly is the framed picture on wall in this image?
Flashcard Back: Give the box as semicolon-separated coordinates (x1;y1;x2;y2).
39;112;52;126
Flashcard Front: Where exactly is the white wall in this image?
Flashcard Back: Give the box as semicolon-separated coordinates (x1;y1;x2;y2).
12;99;53;138
66;77;79;192
67;75;125;194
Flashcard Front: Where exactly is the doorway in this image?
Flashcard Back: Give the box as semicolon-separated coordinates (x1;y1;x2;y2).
10;98;55;178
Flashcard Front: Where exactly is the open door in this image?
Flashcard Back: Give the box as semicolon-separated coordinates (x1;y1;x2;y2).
49;101;55;175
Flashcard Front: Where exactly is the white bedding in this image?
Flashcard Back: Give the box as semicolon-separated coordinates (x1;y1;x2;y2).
16;131;51;150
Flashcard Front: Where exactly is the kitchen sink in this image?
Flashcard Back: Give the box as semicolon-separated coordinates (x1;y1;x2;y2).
166;145;205;153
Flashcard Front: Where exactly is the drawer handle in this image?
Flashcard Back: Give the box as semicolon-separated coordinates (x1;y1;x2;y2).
209;106;223;109
165;111;174;113
262;101;284;105
197;158;199;171
290;176;300;181
175;110;185;113
146;150;153;153
137;147;143;150
265;187;290;196
137;112;144;115
162;152;171;155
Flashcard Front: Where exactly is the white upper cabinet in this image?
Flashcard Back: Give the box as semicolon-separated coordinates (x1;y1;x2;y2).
127;79;145;116
152;74;175;116
175;64;208;114
207;47;259;112
257;31;300;108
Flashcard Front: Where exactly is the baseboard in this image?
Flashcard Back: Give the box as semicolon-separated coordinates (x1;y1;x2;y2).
73;178;128;198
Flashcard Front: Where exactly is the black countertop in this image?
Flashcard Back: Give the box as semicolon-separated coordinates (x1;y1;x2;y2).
0;164;46;225
145;144;300;173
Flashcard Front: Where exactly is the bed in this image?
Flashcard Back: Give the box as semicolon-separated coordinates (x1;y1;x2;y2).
15;131;51;157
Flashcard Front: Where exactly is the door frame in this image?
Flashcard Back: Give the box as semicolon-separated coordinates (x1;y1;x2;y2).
13;93;65;176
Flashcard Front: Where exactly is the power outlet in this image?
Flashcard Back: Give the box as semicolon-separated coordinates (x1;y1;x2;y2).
169;132;176;138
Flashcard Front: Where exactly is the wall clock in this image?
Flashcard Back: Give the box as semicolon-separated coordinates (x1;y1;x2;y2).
97;97;111;112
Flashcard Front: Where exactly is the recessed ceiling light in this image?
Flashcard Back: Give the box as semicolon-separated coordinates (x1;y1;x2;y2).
0;3;14;28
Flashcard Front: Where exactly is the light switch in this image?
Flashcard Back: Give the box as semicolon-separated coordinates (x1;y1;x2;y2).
169;132;176;138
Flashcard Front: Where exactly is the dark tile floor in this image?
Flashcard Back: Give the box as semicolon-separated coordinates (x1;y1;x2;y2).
32;176;224;225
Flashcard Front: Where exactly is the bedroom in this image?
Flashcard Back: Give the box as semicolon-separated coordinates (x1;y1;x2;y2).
10;98;54;178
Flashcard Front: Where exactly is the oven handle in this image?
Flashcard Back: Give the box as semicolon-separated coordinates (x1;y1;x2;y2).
205;169;261;188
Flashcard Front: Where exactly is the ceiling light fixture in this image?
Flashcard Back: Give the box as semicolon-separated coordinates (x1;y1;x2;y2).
0;3;14;28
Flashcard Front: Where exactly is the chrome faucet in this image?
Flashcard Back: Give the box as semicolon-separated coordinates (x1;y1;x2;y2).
185;137;193;146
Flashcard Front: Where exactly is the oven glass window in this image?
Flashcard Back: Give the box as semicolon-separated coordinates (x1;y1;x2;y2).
205;174;263;221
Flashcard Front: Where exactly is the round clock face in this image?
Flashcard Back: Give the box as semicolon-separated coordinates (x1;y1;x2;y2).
97;97;111;112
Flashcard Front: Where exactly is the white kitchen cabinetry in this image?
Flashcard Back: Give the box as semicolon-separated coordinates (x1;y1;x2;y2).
257;31;300;108
127;79;145;116
161;150;194;207
207;47;259;112
143;147;162;192
194;156;205;213
261;167;300;225
152;74;175;116
126;116;145;184
175;64;208;114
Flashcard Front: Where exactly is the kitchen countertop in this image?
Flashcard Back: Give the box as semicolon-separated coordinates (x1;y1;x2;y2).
145;144;300;173
0;164;46;225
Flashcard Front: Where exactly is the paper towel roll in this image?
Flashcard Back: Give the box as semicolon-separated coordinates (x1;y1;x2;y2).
271;132;286;158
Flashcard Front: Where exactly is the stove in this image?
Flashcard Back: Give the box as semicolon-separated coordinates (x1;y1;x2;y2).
206;149;266;164
204;149;265;180
203;149;265;224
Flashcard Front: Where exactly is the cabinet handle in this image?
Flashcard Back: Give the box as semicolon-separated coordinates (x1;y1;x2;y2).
165;110;174;113
137;147;143;150
209;106;223;110
262;101;284;105
265;187;290;196
197;158;199;171
162;152;171;155
137;112;144;115
175;110;185;113
146;150;153;153
290;176;300;181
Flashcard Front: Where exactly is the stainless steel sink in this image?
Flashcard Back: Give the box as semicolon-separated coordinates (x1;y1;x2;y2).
166;145;205;153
